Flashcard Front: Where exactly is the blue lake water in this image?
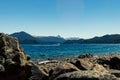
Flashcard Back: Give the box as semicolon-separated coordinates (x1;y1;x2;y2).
21;44;120;61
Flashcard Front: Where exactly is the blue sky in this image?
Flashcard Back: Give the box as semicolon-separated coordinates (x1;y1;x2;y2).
0;0;120;38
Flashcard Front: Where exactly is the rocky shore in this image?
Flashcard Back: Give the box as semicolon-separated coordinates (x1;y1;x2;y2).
0;33;120;80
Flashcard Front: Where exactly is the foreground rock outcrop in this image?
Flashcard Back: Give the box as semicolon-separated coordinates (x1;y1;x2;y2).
33;58;118;80
33;54;120;80
0;33;32;80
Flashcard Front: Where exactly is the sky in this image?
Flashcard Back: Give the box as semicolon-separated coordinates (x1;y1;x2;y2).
0;0;120;38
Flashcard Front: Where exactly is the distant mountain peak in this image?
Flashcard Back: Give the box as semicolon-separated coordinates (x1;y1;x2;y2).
10;31;35;41
14;31;29;34
57;35;62;38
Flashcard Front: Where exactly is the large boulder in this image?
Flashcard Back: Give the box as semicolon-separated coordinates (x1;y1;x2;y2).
49;61;80;80
96;54;120;70
54;71;117;80
75;59;94;70
110;57;120;70
0;33;32;80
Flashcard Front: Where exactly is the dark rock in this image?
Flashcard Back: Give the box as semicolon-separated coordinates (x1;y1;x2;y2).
0;33;32;80
97;57;110;67
110;57;120;70
78;54;93;58
97;55;120;70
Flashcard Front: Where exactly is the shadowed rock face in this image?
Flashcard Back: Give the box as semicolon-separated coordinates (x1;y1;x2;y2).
0;33;32;80
110;57;120;70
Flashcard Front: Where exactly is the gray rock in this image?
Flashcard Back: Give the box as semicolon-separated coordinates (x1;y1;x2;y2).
30;61;49;80
49;61;80;80
55;71;117;80
75;59;94;70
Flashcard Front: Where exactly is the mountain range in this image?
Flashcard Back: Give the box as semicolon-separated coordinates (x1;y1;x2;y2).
10;31;65;44
10;31;120;44
64;34;120;44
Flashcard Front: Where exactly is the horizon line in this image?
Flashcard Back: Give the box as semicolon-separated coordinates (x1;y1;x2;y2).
5;31;120;39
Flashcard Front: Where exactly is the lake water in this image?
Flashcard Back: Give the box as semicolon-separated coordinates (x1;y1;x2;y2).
22;44;120;61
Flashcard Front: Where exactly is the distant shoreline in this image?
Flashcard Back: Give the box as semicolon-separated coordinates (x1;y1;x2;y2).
10;31;120;44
